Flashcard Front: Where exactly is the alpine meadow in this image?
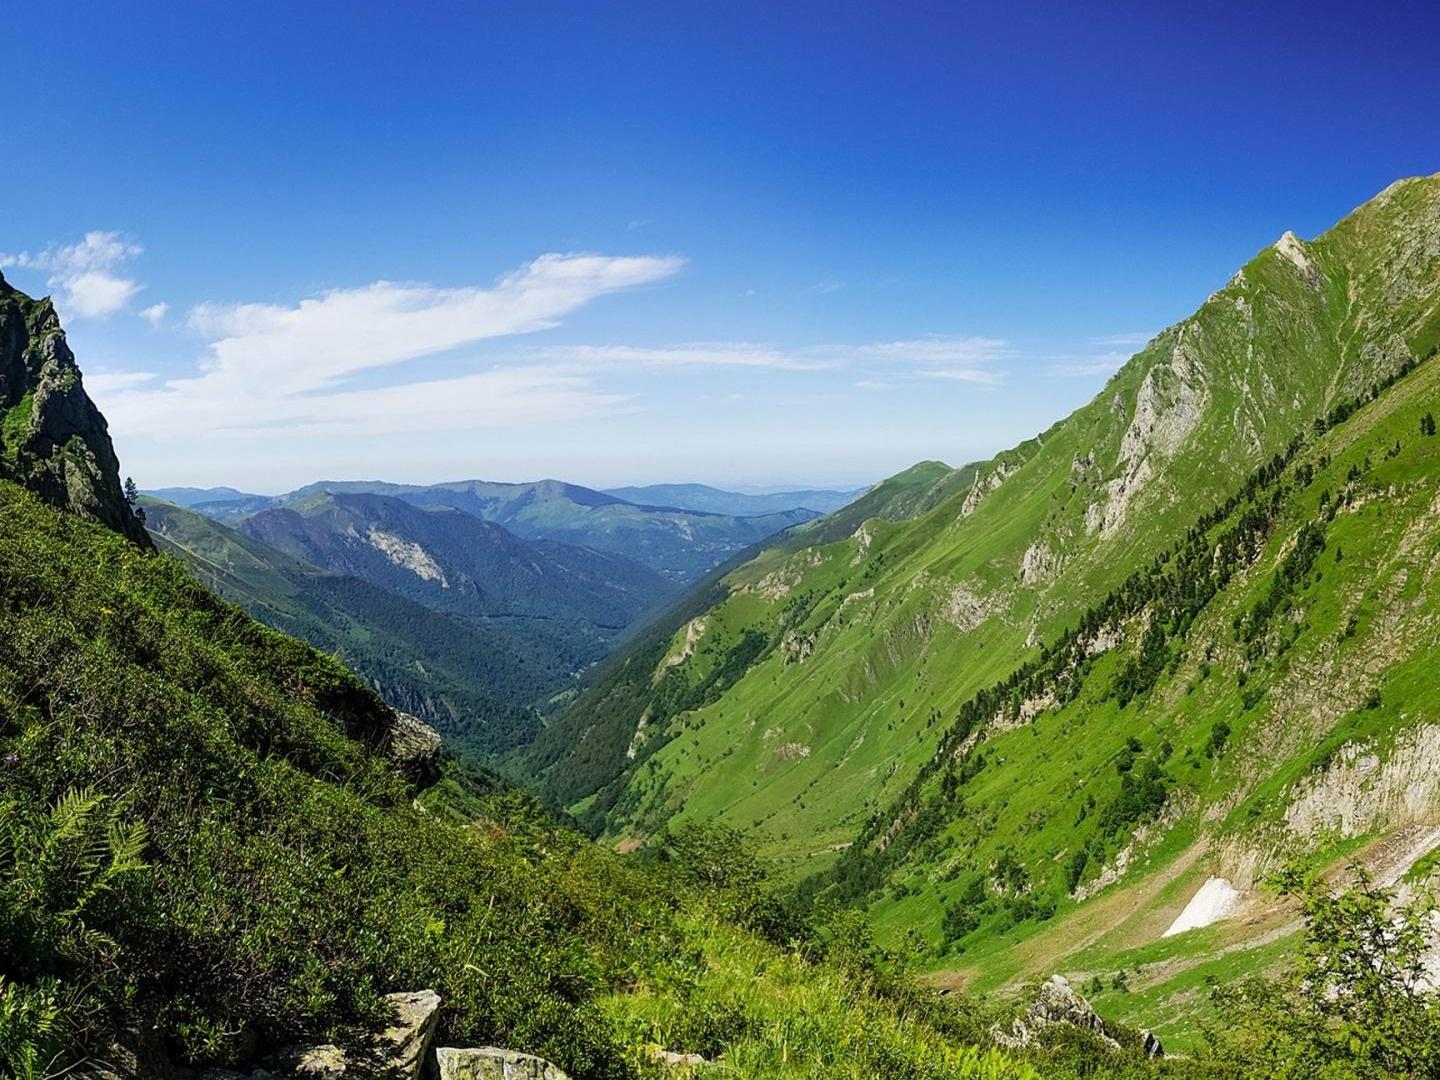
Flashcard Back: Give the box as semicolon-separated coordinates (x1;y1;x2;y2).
5;5;1440;1079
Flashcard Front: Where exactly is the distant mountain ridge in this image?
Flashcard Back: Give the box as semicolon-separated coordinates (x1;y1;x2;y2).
146;485;263;507
602;482;864;517
169;476;822;582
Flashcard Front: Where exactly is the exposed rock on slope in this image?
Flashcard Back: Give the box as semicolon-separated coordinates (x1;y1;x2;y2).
0;271;149;544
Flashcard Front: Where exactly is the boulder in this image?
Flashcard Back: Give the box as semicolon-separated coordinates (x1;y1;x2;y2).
367;989;441;1078
650;1048;711;1071
266;988;440;1079
433;1047;570;1079
1141;1028;1165;1059
267;1044;347;1078
991;975;1122;1053
384;710;442;785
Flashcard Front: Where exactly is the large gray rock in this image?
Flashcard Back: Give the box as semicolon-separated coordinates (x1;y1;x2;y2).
433;1047;570;1080
649;1048;711;1072
266;989;441;1079
267;1043;347;1078
991;974;1127;1054
1141;1028;1165;1059
366;989;441;1078
384;711;442;785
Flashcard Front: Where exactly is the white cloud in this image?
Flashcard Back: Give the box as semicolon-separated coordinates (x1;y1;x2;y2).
843;336;1010;365
536;342;828;370
84;371;159;394
140;302;169;325
803;278;845;296
1;231;145;318
1049;351;1130;377
854;379;894;390
1089;331;1153;347
92;252;681;440
919;367;1004;386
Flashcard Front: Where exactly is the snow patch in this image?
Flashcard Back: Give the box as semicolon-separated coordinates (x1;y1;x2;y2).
1163;877;1240;937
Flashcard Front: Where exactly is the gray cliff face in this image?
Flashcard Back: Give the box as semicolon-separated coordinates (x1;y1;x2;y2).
0;270;151;545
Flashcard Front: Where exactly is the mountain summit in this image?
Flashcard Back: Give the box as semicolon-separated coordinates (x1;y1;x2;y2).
0;271;149;545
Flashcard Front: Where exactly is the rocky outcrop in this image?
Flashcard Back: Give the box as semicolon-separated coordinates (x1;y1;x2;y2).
649;1048;712;1072
0;271;150;545
433;1047;569;1079
383;709;443;786
370;989;441;1078
993;974;1161;1058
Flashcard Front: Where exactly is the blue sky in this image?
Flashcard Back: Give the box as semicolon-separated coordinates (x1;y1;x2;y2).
2;1;1437;493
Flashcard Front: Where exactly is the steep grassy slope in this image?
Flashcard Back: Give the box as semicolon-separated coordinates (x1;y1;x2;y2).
191;478;820;583
839;337;1440;1048
542;175;1440;881
2;476;1068;1080
145;499;556;757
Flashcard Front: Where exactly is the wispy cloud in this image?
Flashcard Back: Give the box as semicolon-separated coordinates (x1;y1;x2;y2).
1048;351;1131;377
843;336;1010;365
93;252;682;439
854;379;894;390
535;342;829;370
1088;331;1153;347
803;278;846;296
84;370;160;394
919;367;1004;386
140;302;169;325
0;231;149;318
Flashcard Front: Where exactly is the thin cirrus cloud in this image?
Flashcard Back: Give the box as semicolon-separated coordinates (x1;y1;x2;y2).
918;367;1005;385
535;336;1012;382
1088;331;1154;347
96;252;684;439
0;231;149;318
534;342;831;370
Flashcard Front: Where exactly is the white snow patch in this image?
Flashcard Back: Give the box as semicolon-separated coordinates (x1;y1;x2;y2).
1163;877;1240;937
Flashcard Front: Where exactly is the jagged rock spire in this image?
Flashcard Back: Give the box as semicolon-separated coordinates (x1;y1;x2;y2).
0;269;152;545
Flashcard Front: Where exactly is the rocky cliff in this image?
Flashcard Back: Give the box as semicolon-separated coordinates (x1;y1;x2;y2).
0;269;150;545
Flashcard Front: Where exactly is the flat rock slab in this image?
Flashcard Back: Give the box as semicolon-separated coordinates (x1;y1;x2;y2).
434;1047;570;1079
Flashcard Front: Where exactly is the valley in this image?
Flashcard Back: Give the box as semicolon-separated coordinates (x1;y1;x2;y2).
7;166;1440;1079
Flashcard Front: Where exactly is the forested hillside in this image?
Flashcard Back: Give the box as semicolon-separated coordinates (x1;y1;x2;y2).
144;499;554;756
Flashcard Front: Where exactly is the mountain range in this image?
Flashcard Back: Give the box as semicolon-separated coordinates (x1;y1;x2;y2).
140;479;856;761
168;478;846;583
602;482;865;517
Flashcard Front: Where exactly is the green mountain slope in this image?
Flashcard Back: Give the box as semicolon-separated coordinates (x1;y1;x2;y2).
0;276;1054;1080
839;335;1440;1048
540;174;1440;895
190;478;821;583
144;499;558;757
3;475;1063;1080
